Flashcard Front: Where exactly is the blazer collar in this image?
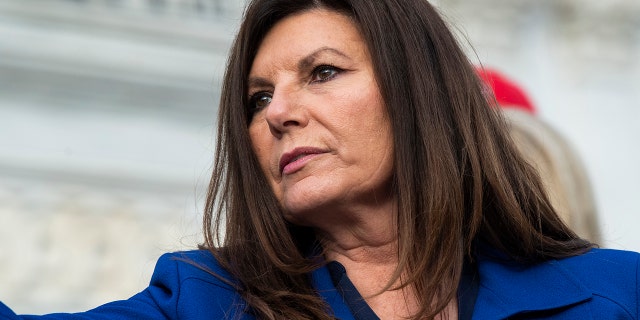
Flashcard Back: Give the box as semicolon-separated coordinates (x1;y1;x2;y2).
311;264;357;320
310;248;593;320
473;254;593;319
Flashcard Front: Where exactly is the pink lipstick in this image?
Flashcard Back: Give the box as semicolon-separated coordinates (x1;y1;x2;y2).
279;147;326;175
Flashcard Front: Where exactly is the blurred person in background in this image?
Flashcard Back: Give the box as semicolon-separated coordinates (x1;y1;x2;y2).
477;67;602;244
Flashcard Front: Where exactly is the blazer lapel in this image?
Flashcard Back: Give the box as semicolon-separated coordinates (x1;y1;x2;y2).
311;264;357;320
473;255;593;319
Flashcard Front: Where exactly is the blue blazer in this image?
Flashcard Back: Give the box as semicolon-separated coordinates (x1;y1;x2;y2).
1;248;638;319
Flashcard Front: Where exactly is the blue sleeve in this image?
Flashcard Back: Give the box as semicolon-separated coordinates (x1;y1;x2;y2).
636;252;639;318
0;251;235;320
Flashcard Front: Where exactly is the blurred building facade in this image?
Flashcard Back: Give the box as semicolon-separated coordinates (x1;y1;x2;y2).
0;0;244;313
0;0;638;314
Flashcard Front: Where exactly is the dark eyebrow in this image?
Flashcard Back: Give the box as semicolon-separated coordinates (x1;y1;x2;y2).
298;47;349;71
247;77;272;91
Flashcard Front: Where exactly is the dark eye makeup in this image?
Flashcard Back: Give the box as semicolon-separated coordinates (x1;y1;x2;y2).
311;65;342;83
247;91;272;112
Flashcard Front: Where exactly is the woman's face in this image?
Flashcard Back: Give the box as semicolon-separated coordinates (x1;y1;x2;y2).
247;9;394;225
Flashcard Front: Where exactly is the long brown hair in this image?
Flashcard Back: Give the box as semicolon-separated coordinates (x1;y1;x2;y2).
202;0;593;319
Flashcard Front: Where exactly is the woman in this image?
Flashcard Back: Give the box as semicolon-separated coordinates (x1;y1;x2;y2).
1;0;637;319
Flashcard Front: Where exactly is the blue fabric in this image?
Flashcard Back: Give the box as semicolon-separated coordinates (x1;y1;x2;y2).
1;248;638;319
458;259;479;320
325;259;477;320
473;248;640;319
326;260;380;320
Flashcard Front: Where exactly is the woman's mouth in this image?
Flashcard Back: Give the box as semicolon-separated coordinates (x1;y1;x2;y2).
279;147;327;175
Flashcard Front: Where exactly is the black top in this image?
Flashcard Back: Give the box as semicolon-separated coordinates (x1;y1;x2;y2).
326;260;479;320
457;259;480;320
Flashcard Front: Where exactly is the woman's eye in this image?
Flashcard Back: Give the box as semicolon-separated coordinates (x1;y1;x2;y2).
311;65;341;82
248;92;272;111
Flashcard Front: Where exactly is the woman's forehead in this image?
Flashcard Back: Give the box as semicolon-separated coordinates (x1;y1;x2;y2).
249;9;368;76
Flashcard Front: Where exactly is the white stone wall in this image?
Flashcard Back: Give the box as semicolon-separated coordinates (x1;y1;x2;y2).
0;0;242;313
0;176;202;314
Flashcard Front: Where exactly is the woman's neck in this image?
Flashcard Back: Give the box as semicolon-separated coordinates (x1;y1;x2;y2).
315;209;458;320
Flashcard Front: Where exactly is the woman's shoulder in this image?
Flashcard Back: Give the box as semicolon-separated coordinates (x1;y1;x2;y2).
474;247;639;319
478;246;639;277
0;250;251;319
552;248;639;318
136;249;251;319
553;248;639;295
156;250;223;271
555;247;639;271
151;249;238;290
551;248;639;289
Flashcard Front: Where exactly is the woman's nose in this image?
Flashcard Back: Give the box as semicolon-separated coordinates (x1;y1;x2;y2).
264;89;309;137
